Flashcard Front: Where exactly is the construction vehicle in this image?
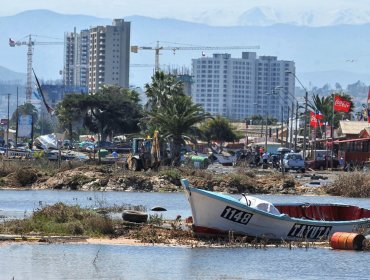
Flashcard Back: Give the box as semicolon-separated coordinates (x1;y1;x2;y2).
126;131;161;171
9;35;63;103
131;41;260;72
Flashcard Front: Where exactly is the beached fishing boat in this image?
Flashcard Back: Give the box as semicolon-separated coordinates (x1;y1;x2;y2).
181;179;370;241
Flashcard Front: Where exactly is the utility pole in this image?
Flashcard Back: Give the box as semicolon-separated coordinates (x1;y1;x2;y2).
15;87;18;147
290;100;294;149
286;71;309;159
281;106;284;146
265;111;268;152
294;101;298;151
6;93;10;158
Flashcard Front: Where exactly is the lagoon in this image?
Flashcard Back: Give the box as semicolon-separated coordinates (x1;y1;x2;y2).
0;243;369;279
1;190;370;279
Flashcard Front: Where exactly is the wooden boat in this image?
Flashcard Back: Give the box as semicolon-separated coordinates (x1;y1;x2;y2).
181;179;370;241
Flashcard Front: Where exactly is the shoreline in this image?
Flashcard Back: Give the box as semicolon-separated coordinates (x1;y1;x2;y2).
0;234;333;250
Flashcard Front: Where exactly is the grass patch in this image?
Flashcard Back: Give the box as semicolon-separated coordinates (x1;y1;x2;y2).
0;203;116;237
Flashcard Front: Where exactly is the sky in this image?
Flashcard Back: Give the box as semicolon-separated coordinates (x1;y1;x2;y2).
1;0;370;26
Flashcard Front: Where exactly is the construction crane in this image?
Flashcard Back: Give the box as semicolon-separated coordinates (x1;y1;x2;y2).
131;41;260;72
9;35;63;103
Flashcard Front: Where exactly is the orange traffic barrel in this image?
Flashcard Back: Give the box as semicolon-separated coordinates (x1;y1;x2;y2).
330;232;365;250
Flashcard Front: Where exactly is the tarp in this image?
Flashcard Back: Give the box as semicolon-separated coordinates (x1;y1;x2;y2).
34;133;65;150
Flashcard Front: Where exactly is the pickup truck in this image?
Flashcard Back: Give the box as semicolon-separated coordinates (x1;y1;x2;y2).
283;152;305;173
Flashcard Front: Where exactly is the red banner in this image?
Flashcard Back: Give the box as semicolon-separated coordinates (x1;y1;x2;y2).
334;95;351;113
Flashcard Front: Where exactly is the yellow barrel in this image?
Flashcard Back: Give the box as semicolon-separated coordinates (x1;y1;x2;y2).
330;232;365;250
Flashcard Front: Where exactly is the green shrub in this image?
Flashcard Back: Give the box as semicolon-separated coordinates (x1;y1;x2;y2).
0;203;116;237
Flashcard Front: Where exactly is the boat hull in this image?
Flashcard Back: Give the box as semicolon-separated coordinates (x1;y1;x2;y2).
181;179;370;241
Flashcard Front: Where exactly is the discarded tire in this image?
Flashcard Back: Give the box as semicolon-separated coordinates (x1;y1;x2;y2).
151;206;167;212
122;210;148;223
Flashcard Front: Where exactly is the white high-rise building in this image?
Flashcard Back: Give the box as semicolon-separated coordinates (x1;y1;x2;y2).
64;28;90;87
88;19;130;94
191;52;295;121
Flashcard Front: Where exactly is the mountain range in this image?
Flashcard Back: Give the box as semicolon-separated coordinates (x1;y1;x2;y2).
235;6;370;27
0;9;370;88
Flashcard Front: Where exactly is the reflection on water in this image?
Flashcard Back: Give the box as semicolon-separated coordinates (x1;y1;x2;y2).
0;243;369;279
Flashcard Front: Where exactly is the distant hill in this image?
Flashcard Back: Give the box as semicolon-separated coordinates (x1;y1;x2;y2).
0;65;26;83
0;9;370;88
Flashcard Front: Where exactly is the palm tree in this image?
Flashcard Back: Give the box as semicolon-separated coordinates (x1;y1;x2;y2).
308;93;354;132
144;71;184;111
147;94;211;165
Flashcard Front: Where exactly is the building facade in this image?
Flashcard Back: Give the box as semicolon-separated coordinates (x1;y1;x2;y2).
88;19;131;94
191;52;295;121
64;28;90;87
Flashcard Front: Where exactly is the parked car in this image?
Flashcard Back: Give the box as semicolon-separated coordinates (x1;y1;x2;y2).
305;158;339;170
283;152;305;173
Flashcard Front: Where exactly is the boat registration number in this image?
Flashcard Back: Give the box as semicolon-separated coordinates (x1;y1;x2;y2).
220;206;253;225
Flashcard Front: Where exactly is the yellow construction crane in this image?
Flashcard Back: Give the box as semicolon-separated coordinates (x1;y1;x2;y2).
9;35;63;103
131;41;260;72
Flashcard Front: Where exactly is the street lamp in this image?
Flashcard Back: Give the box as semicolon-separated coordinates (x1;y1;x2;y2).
253;102;267;150
264;86;283;151
286;71;309;159
268;86;286;147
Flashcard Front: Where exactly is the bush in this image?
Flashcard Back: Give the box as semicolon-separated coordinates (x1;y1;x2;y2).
0;203;116;236
326;172;370;198
15;168;38;186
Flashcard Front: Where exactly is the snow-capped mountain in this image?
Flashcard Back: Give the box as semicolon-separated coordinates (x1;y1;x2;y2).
235;7;370;27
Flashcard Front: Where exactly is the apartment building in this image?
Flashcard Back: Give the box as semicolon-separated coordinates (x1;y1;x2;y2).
191;52;295;121
88;19;130;93
64;28;90;87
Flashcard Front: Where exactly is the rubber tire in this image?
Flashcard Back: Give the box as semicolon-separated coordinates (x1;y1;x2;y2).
122;210;148;223
285;168;289;173
131;158;139;171
301;169;306;173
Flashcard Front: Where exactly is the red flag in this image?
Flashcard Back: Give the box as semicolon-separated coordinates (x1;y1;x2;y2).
310;111;318;127
367;88;370;123
334;95;351;113
315;110;324;120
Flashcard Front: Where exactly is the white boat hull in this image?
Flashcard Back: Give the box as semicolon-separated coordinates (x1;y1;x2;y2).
181;179;370;241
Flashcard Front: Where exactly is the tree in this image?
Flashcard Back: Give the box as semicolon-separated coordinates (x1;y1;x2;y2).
245;115;277;125
34;118;54;136
144;71;184;112
11;103;39;128
147;94;211;165
82;86;143;141
200;116;239;147
55;93;87;141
